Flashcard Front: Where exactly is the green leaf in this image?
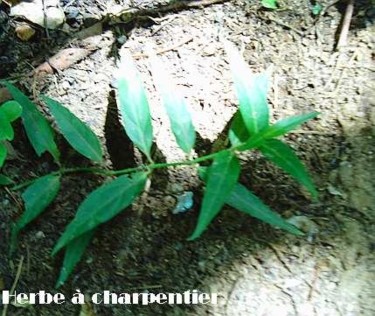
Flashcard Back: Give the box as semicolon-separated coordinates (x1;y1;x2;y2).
2;82;60;162
43;96;103;162
0;174;13;185
226;183;303;235
11;174;61;253
0;112;14;141
116;51;153;160
262;112;319;139
52;172;147;255
225;41;269;135
228;110;250;146
189;151;241;240
259;139;318;199
55;231;94;288
261;0;278;9
198;167;302;235
1;100;22;121
238;112;319;151
0;143;7;167
149;54;196;153
311;3;322;15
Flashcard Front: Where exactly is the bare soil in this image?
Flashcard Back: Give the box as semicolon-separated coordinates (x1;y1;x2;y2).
0;0;374;315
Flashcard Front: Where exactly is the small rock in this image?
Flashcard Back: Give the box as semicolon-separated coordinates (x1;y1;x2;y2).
35;231;45;239
287;215;319;242
61;80;71;91
327;184;346;198
202;43;217;56
10;0;65;30
117;35;127;45
65;7;80;20
172;191;194;214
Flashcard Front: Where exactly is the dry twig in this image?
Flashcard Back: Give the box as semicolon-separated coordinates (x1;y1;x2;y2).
336;0;355;49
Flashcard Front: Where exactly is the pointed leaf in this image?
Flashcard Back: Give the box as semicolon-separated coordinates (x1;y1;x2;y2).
0;174;13;185
0;142;7;167
198;167;302;235
0;112;14;141
189;151;240;240
1;100;22;122
116;51;153;160
52;172;147;255
149;54;195;153
11;174;60;253
236;112;319;151
259;139;318;199
226;183;303;235
228;110;250;146
1;82;60;161
262;112;319;139
43;96;103;162
56;231;94;288
225;41;269;135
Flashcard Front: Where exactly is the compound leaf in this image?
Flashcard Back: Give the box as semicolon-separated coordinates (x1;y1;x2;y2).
43;96;103;162
52;172;147;255
11;174;61;253
149;54;195;153
116;51;153;160
0;142;7;167
56;230;94;288
1;100;22;122
259;139;318;199
263;112;319;139
2;82;60;162
226;183;303;235
189;151;240;240
225;41;269;135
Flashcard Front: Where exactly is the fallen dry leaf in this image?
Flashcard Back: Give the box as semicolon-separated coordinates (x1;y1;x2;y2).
15;23;36;41
0;87;12;104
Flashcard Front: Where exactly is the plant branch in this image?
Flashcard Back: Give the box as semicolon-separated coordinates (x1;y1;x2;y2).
10;148;233;191
336;0;354;49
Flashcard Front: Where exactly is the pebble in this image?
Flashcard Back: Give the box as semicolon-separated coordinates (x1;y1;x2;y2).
35;231;45;239
65;7;80;20
172;191;194;214
61;80;71;91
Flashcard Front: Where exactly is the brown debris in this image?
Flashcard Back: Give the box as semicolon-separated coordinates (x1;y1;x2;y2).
15;23;36;41
33;47;95;76
0;87;12;104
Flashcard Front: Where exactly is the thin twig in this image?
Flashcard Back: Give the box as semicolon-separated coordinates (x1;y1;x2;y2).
132;36;193;59
4;187;23;211
42;0;50;39
1;256;24;316
336;0;354;49
151;15;177;36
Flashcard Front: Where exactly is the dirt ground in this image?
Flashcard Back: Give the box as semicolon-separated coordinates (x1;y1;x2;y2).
0;0;374;315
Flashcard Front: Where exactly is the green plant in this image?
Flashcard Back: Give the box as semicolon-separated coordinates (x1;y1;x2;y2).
311;3;323;16
0;41;318;288
0;99;22;185
261;0;278;9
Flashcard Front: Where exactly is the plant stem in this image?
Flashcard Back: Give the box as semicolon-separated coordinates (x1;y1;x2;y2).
10;148;232;191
